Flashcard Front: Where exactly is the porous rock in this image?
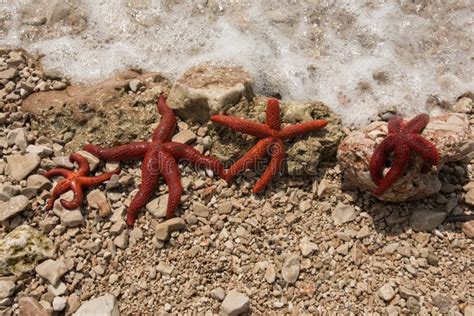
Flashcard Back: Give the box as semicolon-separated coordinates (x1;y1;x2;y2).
0;225;55;275
211;96;344;176
338;113;473;201
168;65;254;122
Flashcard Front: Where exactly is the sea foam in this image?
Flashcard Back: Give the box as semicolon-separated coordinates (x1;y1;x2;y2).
1;0;472;126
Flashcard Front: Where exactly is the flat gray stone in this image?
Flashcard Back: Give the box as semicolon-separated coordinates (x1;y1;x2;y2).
410;209;446;231
6;154;41;181
332;203;356;225
74;294;120;316
0;195;30;221
146;194;168;218
35;259;68;285
281;253;300;284
221;290;250;316
0;280;15;298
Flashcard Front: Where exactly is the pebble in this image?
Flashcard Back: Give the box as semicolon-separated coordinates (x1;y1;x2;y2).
52;296;67;311
129;79;141;92
19;296;49;316
74;294;120;316
0;280;15;299
157;217;186;232
0;184;19;202
35;259;68;285
172;129;197;144
218;201;233;214
7;128;27;152
0;68;18;80
192;202;210;217
221;290;250;316
53;199;84;227
332;202;356;225
465;304;474;316
146;194;168;218
76;150;101;171
0;195;30;221
264;263;276;284
461;221;474;238
378;283;396;302
86;189;111;217
6;153;41;181
211;287;226;301
156;262;174;276
48;282;67;296
299;237;318;257
113;230;129;249
409;209;446;231
155;225;169;241
464;190;474;206
281;253;300;284
26;174;52;191
52;156;74;169
26;144;53;157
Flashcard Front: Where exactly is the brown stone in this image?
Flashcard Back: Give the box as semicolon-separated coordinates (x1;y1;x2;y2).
19;297;49;316
22;70;169;151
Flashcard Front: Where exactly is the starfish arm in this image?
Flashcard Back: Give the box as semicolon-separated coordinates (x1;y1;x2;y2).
406;134;440;173
373;143;411;196
266;98;281;130
224;138;273;183
152;94;177;143
162;142;225;178
126;147;161;226
279;120;328;140
59;180;84;209
83;142;150;161
46;181;72;210
157;150;183;219
387;116;404;133
69;152;90;175
211;115;273;138
42;168;72;179
369;136;397;185
403;113;429;133
253;139;285;193
78;167;121;187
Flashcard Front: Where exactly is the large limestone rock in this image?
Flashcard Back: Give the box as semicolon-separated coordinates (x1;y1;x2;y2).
338;113;473;201
74;294;120;316
22;70;170;151
211;96;344;176
167;65;254;122
0;225;55;275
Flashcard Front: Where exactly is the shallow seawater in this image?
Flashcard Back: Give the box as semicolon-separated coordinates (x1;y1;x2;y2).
1;0;472;126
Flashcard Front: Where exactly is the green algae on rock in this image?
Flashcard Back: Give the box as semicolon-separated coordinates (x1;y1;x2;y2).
0;225;55;276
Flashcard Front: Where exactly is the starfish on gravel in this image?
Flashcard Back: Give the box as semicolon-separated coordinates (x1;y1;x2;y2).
43;153;120;210
211;98;328;193
370;113;440;196
83;94;224;226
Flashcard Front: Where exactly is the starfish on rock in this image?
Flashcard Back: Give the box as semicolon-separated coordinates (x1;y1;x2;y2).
211;98;328;193
83;94;224;226
370;113;440;196
43;153;120;210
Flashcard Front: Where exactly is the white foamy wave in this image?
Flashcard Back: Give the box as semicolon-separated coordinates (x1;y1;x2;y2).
1;0;472;126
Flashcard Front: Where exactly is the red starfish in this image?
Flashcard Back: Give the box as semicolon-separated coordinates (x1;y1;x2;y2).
83;94;224;226
43;153;120;210
370;113;440;196
211;98;328;193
